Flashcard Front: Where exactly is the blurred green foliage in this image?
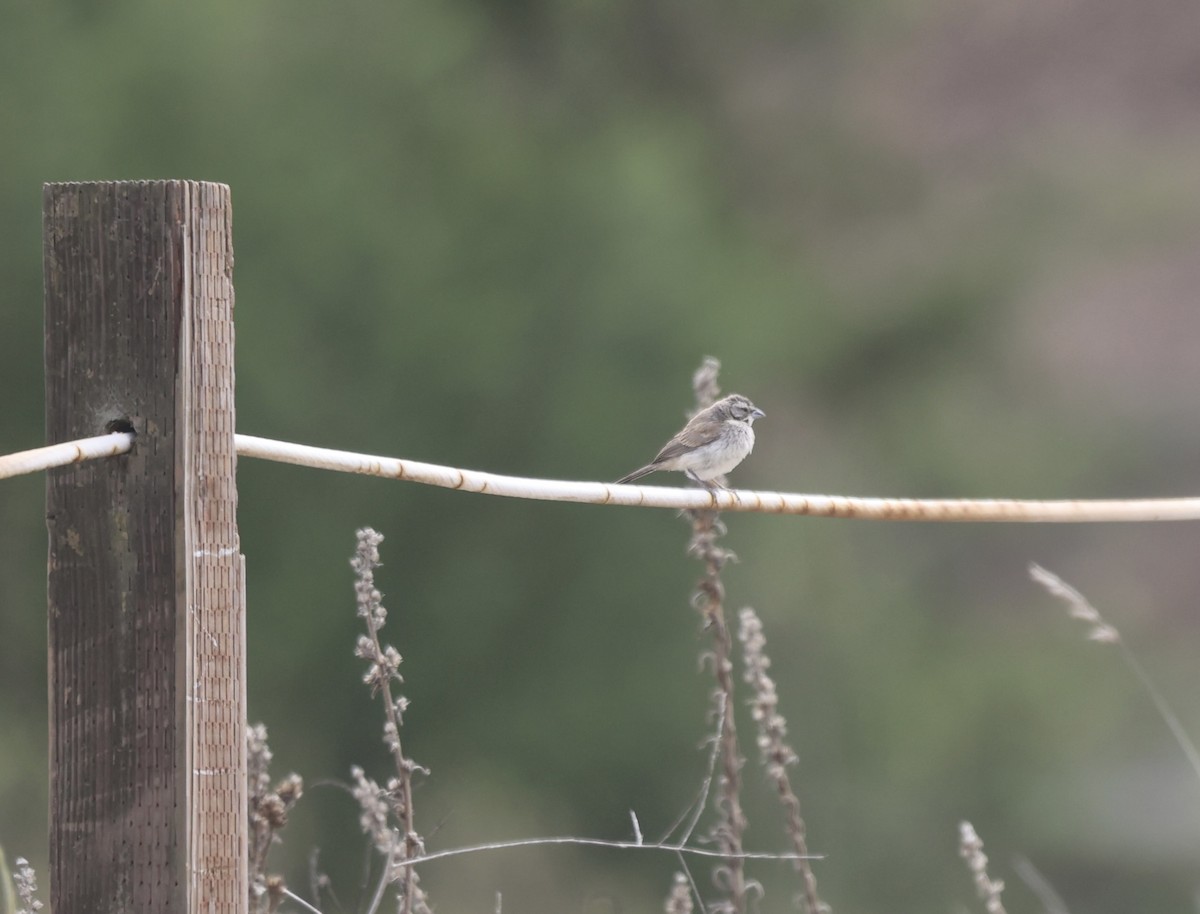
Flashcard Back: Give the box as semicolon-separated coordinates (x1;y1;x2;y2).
4;0;1200;911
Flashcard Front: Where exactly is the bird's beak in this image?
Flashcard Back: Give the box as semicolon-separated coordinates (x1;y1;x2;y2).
752;407;766;419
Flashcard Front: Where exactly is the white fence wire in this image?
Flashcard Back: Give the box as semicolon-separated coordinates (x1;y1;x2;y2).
4;430;1200;523
0;432;134;480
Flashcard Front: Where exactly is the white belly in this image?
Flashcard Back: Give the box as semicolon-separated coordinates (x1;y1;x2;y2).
678;422;755;481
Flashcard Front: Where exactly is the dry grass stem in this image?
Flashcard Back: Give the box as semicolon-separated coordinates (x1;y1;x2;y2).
660;691;727;848
282;888;325;914
1011;854;1071;914
351;528;432;914
1030;562;1200;789
1028;564;1118;643
958;821;1008;914
738;607;827;914
306;848;336;912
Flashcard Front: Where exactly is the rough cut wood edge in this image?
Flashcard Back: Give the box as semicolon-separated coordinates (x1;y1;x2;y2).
179;180;246;914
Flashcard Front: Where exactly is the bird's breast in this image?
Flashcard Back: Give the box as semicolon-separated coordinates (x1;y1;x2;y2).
688;421;755;479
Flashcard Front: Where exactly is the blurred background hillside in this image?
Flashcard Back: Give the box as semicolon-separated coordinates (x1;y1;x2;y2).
4;0;1200;910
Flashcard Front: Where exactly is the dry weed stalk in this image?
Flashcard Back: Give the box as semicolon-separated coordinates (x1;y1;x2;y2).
738;607;826;914
958;821;1008;914
685;357;750;913
351;527;432;914
11;856;43;914
247;723;303;914
664;871;695;913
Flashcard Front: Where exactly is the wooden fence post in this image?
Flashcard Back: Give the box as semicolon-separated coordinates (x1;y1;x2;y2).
43;181;247;914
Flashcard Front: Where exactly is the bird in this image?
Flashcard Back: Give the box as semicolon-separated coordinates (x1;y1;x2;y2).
615;393;765;487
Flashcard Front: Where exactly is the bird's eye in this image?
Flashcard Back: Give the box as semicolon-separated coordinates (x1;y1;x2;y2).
731;404;748;419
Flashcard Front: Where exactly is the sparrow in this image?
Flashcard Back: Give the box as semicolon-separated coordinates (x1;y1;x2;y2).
615;394;765;487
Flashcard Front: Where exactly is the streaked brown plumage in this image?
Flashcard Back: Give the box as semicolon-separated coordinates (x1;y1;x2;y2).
616;393;765;486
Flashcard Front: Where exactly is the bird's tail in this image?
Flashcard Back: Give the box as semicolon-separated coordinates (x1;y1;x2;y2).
615;465;657;485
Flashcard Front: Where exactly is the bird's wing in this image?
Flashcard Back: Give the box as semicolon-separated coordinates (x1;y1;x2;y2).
650;416;723;464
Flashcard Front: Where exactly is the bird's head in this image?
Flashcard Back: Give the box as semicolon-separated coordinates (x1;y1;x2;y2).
715;394;765;425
